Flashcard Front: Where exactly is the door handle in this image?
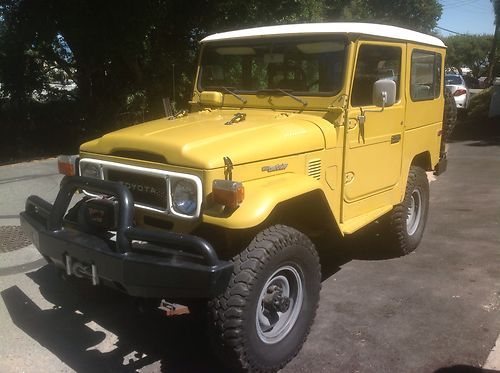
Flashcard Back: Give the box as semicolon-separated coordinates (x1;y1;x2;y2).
391;134;401;144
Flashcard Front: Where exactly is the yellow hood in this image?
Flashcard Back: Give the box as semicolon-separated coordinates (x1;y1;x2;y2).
80;109;326;169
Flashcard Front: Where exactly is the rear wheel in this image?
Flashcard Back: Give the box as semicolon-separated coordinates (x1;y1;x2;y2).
208;225;321;372
384;166;429;256
441;90;458;159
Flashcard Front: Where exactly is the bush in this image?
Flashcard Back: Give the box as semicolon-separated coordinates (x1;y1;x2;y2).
467;87;492;119
0;93;167;164
0;100;103;164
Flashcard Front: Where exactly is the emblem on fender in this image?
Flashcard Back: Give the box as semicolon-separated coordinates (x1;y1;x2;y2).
261;163;288;173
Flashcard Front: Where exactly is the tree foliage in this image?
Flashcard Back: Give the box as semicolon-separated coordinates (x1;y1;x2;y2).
487;0;500;81
335;0;442;32
0;0;443;161
445;34;493;77
0;0;330;123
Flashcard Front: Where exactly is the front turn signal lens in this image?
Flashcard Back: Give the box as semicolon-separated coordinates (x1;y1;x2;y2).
212;179;244;209
57;155;79;176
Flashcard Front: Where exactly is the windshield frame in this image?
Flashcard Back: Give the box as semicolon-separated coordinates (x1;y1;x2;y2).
197;35;349;98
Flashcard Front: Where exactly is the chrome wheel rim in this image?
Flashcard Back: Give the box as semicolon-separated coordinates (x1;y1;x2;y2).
407;188;422;236
256;265;304;344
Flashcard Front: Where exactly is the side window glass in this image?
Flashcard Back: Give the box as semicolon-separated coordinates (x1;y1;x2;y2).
435;53;442;98
351;45;401;107
411;50;440;101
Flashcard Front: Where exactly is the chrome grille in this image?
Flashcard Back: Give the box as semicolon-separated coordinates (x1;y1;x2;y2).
78;158;203;219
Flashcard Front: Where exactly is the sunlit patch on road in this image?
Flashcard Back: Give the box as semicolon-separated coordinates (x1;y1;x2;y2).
85;320;118;353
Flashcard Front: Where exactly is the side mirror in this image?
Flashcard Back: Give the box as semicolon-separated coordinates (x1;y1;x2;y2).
358;79;397;126
372;79;396;107
200;91;223;107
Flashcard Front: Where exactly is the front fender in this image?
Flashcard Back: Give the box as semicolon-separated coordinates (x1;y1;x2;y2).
202;173;324;229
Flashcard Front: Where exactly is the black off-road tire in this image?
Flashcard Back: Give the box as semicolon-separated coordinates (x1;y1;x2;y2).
384;166;429;256
443;89;458;140
441;90;458;158
208;225;321;372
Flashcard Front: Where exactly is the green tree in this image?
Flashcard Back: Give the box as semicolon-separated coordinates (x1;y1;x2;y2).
0;0;328;125
332;0;442;32
487;0;500;81
0;0;444;131
0;1;77;105
445;34;493;77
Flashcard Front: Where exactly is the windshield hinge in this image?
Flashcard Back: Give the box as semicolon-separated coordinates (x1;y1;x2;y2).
168;109;188;120
327;94;348;127
223;156;233;180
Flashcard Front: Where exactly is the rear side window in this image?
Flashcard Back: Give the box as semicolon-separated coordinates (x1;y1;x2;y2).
410;50;442;101
351;44;402;107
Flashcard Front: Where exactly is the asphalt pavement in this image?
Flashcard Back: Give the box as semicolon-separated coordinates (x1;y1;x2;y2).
0;119;499;373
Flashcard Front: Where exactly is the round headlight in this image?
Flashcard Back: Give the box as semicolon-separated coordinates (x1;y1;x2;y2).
81;163;101;179
171;179;197;216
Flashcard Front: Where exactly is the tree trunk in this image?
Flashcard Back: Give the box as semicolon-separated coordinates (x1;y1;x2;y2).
488;23;499;85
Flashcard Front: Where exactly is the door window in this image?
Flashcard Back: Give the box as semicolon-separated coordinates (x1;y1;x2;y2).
410;50;442;101
351;45;402;107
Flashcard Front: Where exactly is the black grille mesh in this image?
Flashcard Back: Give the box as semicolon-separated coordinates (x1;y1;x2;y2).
107;169;167;209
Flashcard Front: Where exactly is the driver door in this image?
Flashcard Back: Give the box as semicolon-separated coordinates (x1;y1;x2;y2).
342;41;406;221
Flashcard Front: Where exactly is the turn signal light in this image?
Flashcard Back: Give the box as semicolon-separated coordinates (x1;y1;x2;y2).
57;155;79;176
212;179;244;209
454;89;466;96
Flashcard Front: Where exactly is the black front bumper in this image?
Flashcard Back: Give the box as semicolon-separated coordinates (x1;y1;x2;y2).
20;176;233;298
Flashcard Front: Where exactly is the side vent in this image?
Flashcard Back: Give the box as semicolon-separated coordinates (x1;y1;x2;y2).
308;159;322;180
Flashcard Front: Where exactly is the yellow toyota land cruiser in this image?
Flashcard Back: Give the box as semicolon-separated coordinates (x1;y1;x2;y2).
21;23;448;372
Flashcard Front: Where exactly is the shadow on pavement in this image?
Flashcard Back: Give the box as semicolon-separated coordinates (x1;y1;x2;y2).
1;266;229;373
435;365;499;373
1;220;401;372
449;117;500;146
319;218;403;280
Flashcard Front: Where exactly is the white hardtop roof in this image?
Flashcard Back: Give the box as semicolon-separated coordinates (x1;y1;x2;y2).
201;22;445;48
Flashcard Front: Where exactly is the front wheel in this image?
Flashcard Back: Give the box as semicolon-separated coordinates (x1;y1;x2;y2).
208;225;321;372
384;166;430;256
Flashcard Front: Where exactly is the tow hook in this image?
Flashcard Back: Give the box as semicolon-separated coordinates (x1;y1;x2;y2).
158;299;190;316
64;255;99;286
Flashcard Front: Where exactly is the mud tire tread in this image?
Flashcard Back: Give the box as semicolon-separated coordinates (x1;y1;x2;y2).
208;225;321;372
385;166;429;256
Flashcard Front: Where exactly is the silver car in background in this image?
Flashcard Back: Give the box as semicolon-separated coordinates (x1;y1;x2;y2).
445;74;470;110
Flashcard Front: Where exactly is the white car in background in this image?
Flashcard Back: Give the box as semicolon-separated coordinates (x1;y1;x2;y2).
445;74;470;110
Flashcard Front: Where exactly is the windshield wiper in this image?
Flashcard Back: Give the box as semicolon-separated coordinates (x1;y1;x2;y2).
208;86;247;104
256;88;308;107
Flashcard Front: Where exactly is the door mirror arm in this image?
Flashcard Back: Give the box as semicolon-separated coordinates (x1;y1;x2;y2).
358;92;387;125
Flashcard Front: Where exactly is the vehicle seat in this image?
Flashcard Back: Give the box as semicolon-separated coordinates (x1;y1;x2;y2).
268;62;307;91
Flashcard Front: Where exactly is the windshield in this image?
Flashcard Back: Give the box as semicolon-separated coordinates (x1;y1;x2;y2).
199;37;347;95
445;75;463;85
